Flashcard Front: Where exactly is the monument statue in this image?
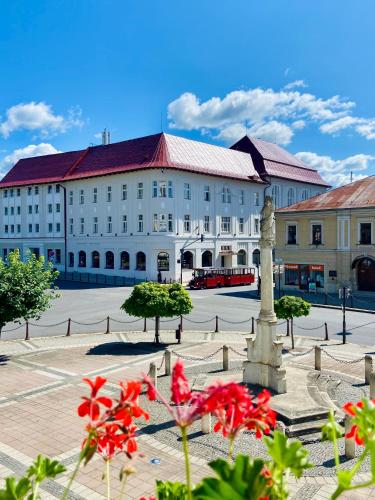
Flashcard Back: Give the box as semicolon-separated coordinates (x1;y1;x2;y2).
243;195;287;393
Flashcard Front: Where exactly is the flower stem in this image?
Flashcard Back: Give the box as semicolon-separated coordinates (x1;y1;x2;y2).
181;427;192;500
227;436;235;462
32;481;39;500
106;460;111;500
61;455;83;500
119;474;128;500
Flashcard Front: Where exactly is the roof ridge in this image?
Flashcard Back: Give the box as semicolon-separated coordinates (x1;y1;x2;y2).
149;133;171;165
63;147;91;178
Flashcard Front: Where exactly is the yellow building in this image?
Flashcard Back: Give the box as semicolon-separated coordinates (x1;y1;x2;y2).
275;176;375;293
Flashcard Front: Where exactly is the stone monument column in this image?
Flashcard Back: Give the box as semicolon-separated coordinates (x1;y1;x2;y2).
243;196;287;393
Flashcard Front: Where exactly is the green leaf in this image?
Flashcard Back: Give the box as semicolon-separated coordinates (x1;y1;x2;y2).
27;455;66;482
156;480;188;499
321;418;344;442
0;477;32;500
336;470;353;489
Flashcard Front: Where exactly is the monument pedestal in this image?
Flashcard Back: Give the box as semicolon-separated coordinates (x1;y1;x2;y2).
243;318;287;394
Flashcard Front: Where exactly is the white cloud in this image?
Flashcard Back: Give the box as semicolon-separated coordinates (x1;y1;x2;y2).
291;120;306;130
0;143;61;178
284;80;308;90
0;102;83;138
296;151;374;186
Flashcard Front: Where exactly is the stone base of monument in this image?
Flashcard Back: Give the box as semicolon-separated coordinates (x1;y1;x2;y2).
243;361;287;395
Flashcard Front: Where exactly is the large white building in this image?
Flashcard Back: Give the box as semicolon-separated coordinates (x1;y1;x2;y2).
0;132;328;283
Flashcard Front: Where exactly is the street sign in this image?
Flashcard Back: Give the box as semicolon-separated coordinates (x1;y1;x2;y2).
273;264;284;274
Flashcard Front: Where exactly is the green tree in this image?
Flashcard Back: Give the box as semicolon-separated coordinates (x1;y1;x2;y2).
274;295;311;349
121;282;193;344
0;249;59;336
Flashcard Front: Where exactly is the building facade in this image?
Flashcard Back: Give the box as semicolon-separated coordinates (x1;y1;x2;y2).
0;132;328;283
275;176;375;293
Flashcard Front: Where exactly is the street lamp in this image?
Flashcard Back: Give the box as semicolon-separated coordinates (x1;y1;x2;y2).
56;183;67;278
179;232;204;285
339;285;351;344
274;258;284;299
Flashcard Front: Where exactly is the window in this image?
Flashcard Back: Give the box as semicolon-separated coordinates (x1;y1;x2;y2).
10;224;14;233
237;249;246;266
138;214;143;232
4;225;8;234
79;189;84;204
122;215;127;233
184;214;191;233
152;181;157;198
28;205;32;214
93;217;98;234
48;203;53;213
35;223;39;233
68;252;74;267
56;223;61;233
221;216;231;233
302;189;309;201
222;186;231;203
120;251;129;270
184;183;191;200
107;216;112;233
254;218;259;234
312;224;322;245
4;207;8;216
17;224;21;233
168;213;173;232
136;251;146;271
16;188;20;197
287;225;297;244
35;204;39;214
122;184;127;200
17;206;20;215
69;218;73;234
287;188;295;206
285;266;299;286
107;186;112;202
48;185;52;194
80;218;85;234
55;249;61;264
360;223;372;245
55;185;60;193
153;213;158;232
105;251;114;269
69;191;73;205
159;213;167;232
3;189;7;198
48;223;53;233
153;181;167;198
27;187;32;196
91;250;100;269
204;215;210;233
29;223;33;232
168;181;173;198
93;187;98;203
78;251;86;268
271;185;280;209
157;252;169;271
56;203;60;213
10;189;14;198
34;186;39;195
137;182;143;199
204;185;210;201
202;250;212;267
240;190;245;205
239;217;244;233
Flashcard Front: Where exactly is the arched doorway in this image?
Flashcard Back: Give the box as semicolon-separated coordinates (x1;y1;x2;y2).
78;251;86;267
105;251;114;269
252;249;260;266
157;252;169;271
136;251;146;271
182;251;194;269
355;257;375;291
92;251;100;268
237;249;247;266
202;250;213;267
120;251;129;270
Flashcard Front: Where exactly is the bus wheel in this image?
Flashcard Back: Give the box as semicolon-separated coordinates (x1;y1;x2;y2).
217;282;222;288
200;284;205;290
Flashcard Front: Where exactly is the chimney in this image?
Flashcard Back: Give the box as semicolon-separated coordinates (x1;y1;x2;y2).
102;128;110;145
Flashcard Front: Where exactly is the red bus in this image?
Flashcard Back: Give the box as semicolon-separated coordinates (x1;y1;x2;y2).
189;267;256;289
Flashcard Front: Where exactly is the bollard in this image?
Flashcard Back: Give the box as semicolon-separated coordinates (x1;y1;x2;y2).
223;345;229;371
149;362;157;390
286;319;290;337
165;350;172;376
215;315;219;333
314;346;322;371
251;317;255;334
105;316;110;334
143;318;147;333
66;318;71;337
365;355;373;385
175;325;181;344
345;414;356;458
180;315;183;333
25;320;29;341
324;322;329;341
201;413;211;434
370;372;375;398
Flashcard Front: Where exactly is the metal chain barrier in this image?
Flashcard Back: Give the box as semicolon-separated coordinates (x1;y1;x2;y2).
218;317;251;325
182;316;216;324
277;320;287;326
171;347;223;362
2;323;25;333
71;319;107;326
156;356;165;371
293;323;325;331
110;317;142;324
228;346;247;357
286;346;315;357
321;348;365;364
28;320;68;327
346;321;375;332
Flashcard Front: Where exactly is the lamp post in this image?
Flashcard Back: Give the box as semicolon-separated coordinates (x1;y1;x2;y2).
179;232;204;285
339;285;351;344
56;183;67;278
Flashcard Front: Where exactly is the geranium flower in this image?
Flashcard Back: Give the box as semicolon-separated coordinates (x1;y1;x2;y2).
77;376;113;421
343;399;375;446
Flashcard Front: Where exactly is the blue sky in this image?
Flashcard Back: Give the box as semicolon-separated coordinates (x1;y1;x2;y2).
1;0;375;185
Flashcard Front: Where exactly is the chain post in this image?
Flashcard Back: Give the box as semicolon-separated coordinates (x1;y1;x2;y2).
324;322;328;341
344;414;356;458
25;320;29;341
370;372;375;398
215;315;219;333
149;362;157;390
223;345;229;371
314;346;322;371
105;316;110;334
201;413;212;434
365;355;373;384
165;350;172;376
251;317;255;334
66;318;71;337
143;318;147;332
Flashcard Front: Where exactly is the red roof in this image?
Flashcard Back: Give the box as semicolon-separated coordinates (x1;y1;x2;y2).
230;135;330;187
277;176;375;212
0;133;262;188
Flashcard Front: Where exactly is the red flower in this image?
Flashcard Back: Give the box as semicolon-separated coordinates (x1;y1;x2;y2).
171;359;191;405
77;377;113;421
343;399;375;446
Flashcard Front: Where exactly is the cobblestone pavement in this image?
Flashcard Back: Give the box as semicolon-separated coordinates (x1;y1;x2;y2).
0;331;374;499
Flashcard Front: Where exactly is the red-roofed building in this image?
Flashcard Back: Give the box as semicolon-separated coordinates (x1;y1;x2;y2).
275;176;375;293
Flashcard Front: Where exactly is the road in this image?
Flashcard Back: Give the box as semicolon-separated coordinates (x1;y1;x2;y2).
2;282;375;345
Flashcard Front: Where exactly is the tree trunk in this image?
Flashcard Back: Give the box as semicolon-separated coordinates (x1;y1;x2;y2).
0;323;3;338
155;316;160;344
291;318;295;350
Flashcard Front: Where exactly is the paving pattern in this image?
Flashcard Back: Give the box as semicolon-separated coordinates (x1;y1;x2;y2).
0;331;374;499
